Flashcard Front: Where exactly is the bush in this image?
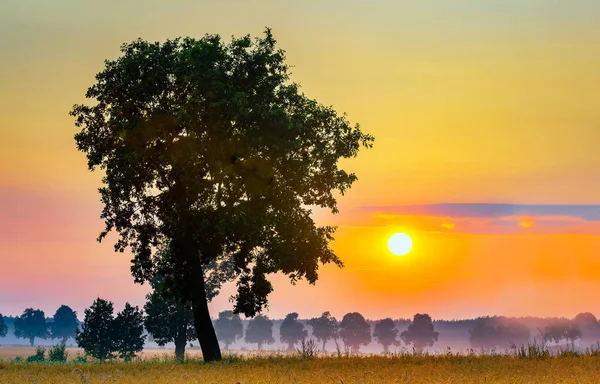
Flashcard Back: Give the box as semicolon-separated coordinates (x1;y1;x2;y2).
73;353;87;364
26;346;46;363
48;343;68;362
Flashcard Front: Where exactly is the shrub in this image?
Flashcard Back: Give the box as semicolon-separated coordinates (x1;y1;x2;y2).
48;343;68;362
26;346;46;363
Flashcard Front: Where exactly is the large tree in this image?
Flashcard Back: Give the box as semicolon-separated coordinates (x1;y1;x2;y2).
76;298;116;360
279;312;308;351
214;310;244;350
112;303;146;361
307;311;338;351
245;315;275;350
400;314;439;352
50;305;79;344
14;308;49;346
338;312;371;352
373;318;398;353
71;28;373;361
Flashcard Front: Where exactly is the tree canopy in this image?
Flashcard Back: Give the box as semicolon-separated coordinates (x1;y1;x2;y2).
0;315;6;339
72;28;373;362
373;318;398;353
279;312;308;351
400;314;439;352
307;311;338;351
50;305;79;344
339;312;371;352
214;310;244;350
76;298;116;360
244;315;274;350
112;303;146;361
14;308;49;346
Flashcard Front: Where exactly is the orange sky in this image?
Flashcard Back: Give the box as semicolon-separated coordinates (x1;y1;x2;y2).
1;0;600;320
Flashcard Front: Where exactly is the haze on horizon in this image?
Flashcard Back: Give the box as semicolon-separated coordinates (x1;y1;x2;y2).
1;0;600;321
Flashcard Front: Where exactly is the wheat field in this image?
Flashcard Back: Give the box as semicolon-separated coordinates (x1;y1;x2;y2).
2;354;600;384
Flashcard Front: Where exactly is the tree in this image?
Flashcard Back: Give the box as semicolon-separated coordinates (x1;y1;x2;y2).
400;314;439;352
543;320;579;345
72;28;373;362
0;314;6;339
112;303;146;361
14;308;49;346
245;315;274;350
373;318;398;353
144;282;196;361
279;312;308;351
307;311;338;351
214;310;244;350
573;312;600;341
50;305;79;344
76;298;116;360
338;312;371;352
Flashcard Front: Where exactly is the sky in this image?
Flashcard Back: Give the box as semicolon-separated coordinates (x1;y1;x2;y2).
1;0;600;320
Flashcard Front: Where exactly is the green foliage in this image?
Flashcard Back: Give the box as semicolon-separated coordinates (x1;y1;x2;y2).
307;311;338;350
214;310;244;349
26;346;46;363
0;314;7;338
245;315;274;350
400;314;439;352
50;305;79;344
48;343;68;362
14;308;49;346
339;312;371;352
279;312;308;351
76;298;116;360
72;27;373;362
373;318;398;353
112;303;146;361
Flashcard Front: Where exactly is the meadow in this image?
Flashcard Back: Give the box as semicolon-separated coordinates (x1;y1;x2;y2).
3;347;600;384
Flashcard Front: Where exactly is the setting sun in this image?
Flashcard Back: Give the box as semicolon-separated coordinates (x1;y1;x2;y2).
388;233;413;256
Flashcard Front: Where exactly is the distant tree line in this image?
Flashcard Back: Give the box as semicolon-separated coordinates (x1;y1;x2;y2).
3;304;600;360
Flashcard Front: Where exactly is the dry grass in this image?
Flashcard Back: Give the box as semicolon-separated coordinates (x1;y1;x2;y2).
1;353;600;383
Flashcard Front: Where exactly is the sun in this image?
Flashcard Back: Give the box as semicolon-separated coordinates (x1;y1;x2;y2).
388;233;413;256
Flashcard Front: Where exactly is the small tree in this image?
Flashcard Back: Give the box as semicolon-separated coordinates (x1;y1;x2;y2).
307;311;338;351
400;314;439;352
279;312;308;351
14;308;49;346
373;318;398;353
339;312;371;352
144;287;196;361
112;303;145;361
214;311;244;350
245;315;274;350
0;314;7;339
76;298;116;360
50;305;79;345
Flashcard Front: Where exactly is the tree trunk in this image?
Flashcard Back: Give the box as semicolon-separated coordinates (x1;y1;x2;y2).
174;332;187;362
30;337;34;346
189;258;222;362
322;339;327;351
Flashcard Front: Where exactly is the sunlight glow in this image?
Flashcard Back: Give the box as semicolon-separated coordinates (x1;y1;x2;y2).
388;233;413;256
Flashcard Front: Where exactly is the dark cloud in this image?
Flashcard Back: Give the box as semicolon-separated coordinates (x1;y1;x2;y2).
358;204;600;221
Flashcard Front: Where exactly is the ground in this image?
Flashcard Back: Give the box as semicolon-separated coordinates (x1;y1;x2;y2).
2;351;600;384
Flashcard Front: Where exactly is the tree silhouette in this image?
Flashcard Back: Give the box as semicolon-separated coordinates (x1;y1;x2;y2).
400;314;439;352
71;28;373;362
373;318;398;353
112;303;145;361
214;311;244;350
50;305;79;345
14;308;49;346
543;320;580;345
144;277;196;361
244;315;274;350
573;312;600;341
339;312;371;352
307;311;338;351
279;312;308;351
0;315;6;339
76;298;116;360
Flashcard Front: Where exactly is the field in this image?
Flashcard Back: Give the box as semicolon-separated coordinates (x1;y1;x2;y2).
2;350;600;383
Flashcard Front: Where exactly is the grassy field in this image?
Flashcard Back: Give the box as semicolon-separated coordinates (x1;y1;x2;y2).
2;353;600;383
